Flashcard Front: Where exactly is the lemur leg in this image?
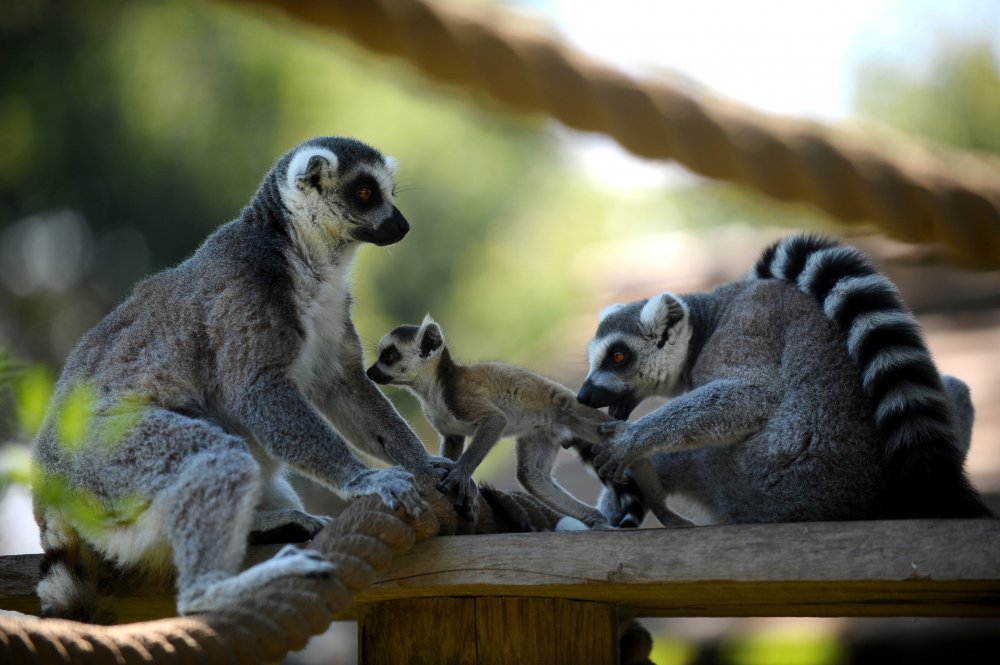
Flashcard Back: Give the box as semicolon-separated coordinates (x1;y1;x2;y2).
77;408;333;616
440;434;465;462
593;377;777;482
628;458;693;527
438;414;507;521
250;473;331;544
515;434;608;528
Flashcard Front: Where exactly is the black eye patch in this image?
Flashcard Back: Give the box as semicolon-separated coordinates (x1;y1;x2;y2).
600;344;634;371
379;345;401;366
349;174;383;207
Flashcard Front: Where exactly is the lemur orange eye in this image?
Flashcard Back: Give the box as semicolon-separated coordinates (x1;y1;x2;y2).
355;186;374;204
611;350;626;364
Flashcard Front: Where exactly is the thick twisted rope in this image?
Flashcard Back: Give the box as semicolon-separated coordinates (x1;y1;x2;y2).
0;482;560;664
231;0;1000;267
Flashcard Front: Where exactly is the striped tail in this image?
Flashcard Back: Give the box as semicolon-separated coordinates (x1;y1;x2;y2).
35;519;112;623
572;439;647;528
750;233;991;518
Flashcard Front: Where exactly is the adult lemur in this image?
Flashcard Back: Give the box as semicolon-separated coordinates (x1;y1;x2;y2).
365;315;682;527
31;137;452;621
580;234;991;524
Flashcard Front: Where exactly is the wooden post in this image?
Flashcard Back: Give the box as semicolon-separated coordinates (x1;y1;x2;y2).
357;597;618;665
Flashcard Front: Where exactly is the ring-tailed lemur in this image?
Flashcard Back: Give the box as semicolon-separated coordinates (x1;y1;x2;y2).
31;136;454;622
579;233;991;523
365;315;678;526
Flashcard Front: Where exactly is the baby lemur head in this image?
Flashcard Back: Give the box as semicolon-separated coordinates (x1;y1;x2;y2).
577;292;693;419
267;136;409;248
367;314;447;389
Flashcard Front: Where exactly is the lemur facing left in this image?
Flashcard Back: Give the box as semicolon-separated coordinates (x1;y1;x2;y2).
31;137;453;622
581;234;992;525
365;315;685;527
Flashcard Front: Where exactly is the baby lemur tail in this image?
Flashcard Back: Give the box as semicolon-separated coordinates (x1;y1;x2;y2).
752;234;992;518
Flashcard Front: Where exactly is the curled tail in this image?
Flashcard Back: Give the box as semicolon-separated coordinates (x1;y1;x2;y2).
477;484;590;532
35;516;112;623
751;233;991;518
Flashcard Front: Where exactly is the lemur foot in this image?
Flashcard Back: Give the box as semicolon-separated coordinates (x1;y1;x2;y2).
436;469;479;522
177;545;333;615
249;509;332;544
343;467;426;516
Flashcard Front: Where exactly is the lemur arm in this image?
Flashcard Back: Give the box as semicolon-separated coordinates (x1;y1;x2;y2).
593;376;779;482
312;322;451;478
233;372;426;515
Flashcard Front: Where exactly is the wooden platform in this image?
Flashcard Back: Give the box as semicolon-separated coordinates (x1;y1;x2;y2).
3;519;999;662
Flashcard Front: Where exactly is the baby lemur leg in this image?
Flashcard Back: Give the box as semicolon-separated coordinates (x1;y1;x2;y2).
515;434;608;527
440;434;465;462
438;414;507;520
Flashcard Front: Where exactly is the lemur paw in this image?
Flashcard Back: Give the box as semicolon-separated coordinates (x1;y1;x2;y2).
597;419;628;438
592;437;637;484
436;469;478;522
344;468;426;516
177;545;334;615
425;455;455;480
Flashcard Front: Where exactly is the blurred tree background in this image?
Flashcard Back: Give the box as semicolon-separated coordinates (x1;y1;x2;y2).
2;0;999;663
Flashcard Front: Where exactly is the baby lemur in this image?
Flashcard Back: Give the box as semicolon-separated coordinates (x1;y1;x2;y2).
32;137;452;622
580;233;991;524
367;315;673;526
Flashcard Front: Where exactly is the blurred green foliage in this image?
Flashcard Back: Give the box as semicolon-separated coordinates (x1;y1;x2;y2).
855;40;1000;154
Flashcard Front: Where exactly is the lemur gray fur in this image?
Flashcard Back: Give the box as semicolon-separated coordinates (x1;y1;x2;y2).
366;315;675;527
31;136;453;622
579;233;991;524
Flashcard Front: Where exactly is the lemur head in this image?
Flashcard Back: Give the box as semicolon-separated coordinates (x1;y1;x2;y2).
367;314;446;388
578;292;693;419
274;136;408;248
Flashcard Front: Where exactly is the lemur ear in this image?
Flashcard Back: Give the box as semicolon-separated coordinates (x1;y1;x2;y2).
287;147;339;193
640;292;686;349
418;314;444;358
598;302;626;322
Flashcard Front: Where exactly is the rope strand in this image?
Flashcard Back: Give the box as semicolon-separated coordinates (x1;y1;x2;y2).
233;0;1000;266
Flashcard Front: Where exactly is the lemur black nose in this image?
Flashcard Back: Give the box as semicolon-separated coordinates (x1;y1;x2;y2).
366;365;392;385
396;215;409;234
577;380;620;409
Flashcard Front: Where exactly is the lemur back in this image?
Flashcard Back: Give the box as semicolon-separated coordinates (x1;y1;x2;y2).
749;234;990;518
580;233;991;523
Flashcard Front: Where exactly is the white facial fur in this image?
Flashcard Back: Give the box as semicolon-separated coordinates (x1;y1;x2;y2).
374;316;444;387
585;292;694;399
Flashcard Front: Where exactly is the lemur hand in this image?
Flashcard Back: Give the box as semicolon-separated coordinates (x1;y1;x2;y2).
343;468;426;516
592;421;640;483
437;468;478;522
